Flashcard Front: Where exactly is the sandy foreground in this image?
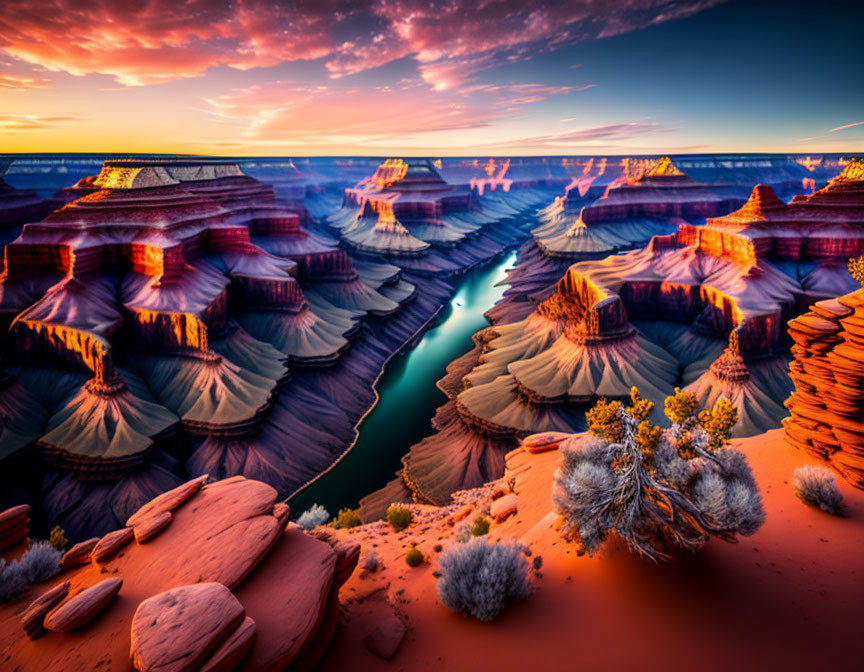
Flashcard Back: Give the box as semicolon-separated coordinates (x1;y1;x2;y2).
322;428;864;672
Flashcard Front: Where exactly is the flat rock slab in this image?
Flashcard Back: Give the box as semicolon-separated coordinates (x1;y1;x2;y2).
21;581;69;640
61;538;99;569
44;578;122;632
362;611;407;660
522;432;571;453
131;582;245;672
91;527;134;563
133;511;172;543
199;616;257;672
127;475;208;527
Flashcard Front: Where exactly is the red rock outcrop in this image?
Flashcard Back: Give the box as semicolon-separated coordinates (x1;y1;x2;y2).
0;475;359;671
785;288;864;489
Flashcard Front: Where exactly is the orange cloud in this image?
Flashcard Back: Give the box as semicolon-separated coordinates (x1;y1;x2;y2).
0;113;78;131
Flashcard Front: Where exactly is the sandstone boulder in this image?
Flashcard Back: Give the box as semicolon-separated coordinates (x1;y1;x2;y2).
44;578;122;632
130;582;245;672
133;511;172;543
126;475;208;527
0;504;30;552
362;610;406;660
91;527;134;563
60;538;98;569
20;582;69;640
491;494;519;521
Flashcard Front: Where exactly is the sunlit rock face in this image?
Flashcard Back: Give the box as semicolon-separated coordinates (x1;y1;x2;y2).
0;159;447;540
785;288;864;490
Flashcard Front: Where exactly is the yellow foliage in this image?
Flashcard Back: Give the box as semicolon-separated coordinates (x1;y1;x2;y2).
586;397;624;442
698;397;739;451
664;387;698;424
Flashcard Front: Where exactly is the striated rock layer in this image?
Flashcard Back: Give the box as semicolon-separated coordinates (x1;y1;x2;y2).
785;288;864;489
0;475;359;671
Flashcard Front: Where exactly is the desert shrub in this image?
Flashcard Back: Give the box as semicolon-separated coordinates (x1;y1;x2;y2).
0;540;62;602
405;547;424;567
586;397;624;442
333;508;362;530
554;387;763;562
48;526;68;551
849;255;864;287
436;539;531;621
361;550;380;572
470;517;490;537
297;504;330;530
386;504;413;532
792;465;844;515
454;521;472;543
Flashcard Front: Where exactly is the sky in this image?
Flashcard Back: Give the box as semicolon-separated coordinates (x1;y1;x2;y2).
0;0;862;156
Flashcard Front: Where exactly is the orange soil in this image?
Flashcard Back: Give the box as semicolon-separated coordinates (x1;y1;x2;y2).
323;428;864;672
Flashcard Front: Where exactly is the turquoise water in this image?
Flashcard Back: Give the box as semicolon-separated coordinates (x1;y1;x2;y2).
290;251;517;516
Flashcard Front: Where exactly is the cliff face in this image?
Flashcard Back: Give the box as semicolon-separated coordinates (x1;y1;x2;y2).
785;288;864;489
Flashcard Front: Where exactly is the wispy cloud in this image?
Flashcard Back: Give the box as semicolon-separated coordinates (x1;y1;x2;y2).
204;78;581;143
799;120;864;143
481;122;667;149
0;113;78;131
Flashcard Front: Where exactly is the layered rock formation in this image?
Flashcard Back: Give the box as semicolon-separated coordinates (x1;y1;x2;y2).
0;159;457;540
785;287;864;489
323;158;530;276
491;156;746;325
0;475;359;671
0;159;59;251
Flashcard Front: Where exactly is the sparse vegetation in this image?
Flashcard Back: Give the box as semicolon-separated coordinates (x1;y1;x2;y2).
0;540;62;602
849;255;864;288
470;516;490;537
297;504;330;530
361;550;380;572
386;504;413;532
792;465;845;515
48;526;68;551
553;386;763;562
405;547;424;567
333;508;362;530
436;539;531;621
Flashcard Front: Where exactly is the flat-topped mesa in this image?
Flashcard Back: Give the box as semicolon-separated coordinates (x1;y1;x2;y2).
697;163;864;265
784;287;864;489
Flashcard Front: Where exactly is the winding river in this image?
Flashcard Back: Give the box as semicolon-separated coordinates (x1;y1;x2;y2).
290;251;517;516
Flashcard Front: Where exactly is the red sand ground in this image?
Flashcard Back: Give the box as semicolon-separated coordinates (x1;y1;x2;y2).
322;428;864;672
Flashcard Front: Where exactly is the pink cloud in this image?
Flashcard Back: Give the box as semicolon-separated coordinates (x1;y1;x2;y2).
483;122;667;149
0;0;724;85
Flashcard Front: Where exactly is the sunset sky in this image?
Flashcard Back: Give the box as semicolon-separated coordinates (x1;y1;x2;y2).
1;0;862;156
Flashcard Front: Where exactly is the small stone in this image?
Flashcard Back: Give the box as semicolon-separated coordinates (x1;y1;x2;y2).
20;581;70;640
491;493;519;521
91;527;134;563
61;538;99;569
44;578;122;632
362;611;406;660
133;511;172;543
